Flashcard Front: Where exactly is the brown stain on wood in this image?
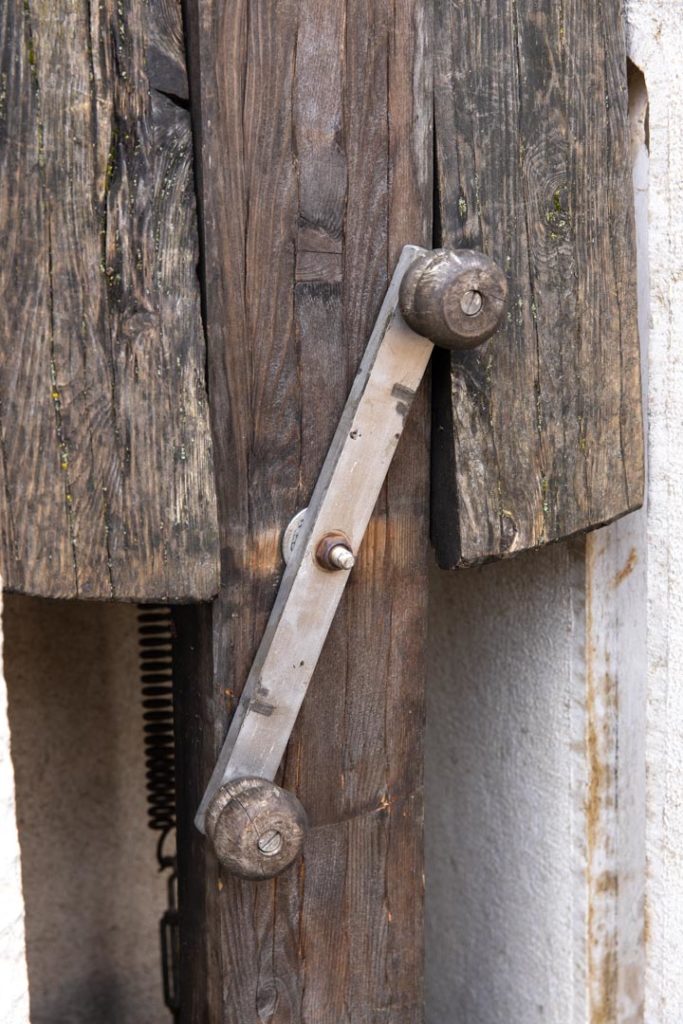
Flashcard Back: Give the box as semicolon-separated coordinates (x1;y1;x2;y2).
431;0;644;568
0;0;219;600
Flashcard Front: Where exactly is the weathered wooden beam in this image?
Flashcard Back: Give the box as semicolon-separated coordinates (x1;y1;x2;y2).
0;0;219;600
174;0;431;1019
431;0;643;567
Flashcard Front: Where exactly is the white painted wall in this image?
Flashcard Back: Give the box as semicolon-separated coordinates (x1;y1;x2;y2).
0;589;30;1024
426;543;587;1023
1;598;167;1024
627;6;683;1021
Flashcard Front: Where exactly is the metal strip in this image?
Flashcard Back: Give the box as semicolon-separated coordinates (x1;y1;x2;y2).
196;245;432;831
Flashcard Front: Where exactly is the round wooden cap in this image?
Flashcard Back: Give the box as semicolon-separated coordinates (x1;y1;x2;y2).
205;777;308;880
399;247;508;350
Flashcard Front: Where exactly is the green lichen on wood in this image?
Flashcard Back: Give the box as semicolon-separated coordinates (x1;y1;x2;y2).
545;186;570;239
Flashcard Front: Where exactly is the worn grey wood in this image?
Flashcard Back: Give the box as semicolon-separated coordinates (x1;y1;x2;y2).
431;0;644;567
0;0;219;600
175;0;431;1019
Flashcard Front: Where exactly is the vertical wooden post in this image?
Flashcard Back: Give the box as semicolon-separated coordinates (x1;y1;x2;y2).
174;2;432;1019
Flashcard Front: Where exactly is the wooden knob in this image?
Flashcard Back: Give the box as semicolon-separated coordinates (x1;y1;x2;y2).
399;248;508;349
205;777;308;880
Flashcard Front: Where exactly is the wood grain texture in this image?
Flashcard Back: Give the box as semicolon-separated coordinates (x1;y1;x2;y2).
175;0;431;1019
431;0;644;567
0;0;219;600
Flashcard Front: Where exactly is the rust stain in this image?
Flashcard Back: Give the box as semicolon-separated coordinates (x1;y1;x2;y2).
586;547;620;1023
643;897;650;947
585;570;601;860
611;546;638;588
586;673;620;1024
595;870;618;895
592;947;618;1024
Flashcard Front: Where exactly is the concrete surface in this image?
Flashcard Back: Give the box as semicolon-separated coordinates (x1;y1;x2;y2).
627;6;683;1021
426;543;585;1023
3;596;167;1024
0;588;30;1024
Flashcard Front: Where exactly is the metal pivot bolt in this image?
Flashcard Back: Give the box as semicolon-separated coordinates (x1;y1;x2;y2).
316;531;355;571
197;245;507;881
205;777;308;880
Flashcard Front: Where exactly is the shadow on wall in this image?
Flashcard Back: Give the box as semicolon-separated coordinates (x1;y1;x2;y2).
3;596;167;1024
425;540;584;1024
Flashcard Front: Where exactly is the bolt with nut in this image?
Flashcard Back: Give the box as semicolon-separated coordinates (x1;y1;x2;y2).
316;532;356;572
327;544;355;570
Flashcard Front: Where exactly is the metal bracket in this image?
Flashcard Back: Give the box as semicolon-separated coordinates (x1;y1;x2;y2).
197;245;507;878
281;508;308;565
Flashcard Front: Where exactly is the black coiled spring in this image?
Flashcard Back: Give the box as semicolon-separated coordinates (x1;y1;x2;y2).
138;605;179;1018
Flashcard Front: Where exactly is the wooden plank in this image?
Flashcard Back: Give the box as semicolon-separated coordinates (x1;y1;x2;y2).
175;0;431;1019
0;0;219;600
431;0;644;567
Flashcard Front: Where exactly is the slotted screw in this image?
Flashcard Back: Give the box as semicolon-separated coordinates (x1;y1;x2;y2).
257;829;284;856
460;289;483;316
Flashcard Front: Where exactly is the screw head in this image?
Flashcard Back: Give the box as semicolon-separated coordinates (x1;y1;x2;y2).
206;777;308;880
460;289;483;316
257;828;283;856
